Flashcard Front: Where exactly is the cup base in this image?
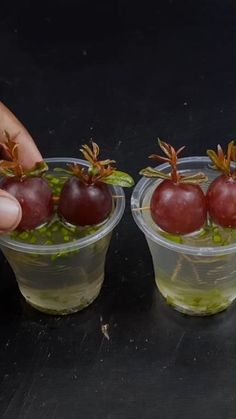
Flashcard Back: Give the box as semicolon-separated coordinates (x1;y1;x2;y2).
23;288;101;315
162;295;230;316
157;284;232;316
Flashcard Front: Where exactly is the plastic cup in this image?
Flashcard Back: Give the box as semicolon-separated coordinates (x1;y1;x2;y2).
0;158;125;315
131;156;236;316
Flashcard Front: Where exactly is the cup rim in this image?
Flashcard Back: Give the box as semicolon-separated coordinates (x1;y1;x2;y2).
0;157;126;254
131;156;236;256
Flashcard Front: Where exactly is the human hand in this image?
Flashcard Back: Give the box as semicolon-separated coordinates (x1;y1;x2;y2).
0;102;42;233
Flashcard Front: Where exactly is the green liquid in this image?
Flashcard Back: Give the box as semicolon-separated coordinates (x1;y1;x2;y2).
10;218;101;247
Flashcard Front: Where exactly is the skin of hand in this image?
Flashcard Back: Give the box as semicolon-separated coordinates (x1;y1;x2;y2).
0;102;42;233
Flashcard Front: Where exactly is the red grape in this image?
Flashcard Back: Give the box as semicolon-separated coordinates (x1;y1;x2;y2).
150;179;207;234
0;177;54;230
207;174;236;227
58;177;113;226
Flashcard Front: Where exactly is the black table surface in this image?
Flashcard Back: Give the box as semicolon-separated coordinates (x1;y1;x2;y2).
0;1;235;418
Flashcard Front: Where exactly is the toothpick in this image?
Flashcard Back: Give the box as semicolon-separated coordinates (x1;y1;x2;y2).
112;195;124;198
132;206;150;212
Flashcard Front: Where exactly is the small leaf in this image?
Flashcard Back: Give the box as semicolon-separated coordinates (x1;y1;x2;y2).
98;159;116;166
227;141;234;162
139;167;170;179
102;170;134;187
158;138;172;158
176;145;186;156
207;150;222;169
92;141;100;159
80;147;95;165
217;144;224;161
207;144;231;175
149;154;170;163
0;160;17;169
230;141;236;162
180;171;208;184
25;161;48;177
1;131;20;162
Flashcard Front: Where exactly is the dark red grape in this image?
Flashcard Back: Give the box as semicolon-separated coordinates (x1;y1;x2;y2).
0;177;54;230
58;177;113;226
207;174;236;227
150;179;207;235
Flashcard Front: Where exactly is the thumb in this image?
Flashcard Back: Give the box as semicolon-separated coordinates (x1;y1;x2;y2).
0;189;22;233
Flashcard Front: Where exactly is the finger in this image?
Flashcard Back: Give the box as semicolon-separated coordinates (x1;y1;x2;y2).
0;102;42;169
0;189;22;233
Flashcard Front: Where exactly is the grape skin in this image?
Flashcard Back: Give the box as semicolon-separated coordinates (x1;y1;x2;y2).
150;179;207;235
58;177;112;226
0;177;54;230
207;174;236;228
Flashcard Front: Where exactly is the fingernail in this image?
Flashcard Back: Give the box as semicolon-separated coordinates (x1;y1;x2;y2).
0;197;21;231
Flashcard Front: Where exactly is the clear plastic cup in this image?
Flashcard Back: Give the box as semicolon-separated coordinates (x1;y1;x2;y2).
0;158;125;315
131;156;236;316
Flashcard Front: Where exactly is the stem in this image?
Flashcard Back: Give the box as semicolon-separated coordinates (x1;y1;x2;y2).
171;165;179;183
182;254;200;282
171;254;200;284
171;255;183;281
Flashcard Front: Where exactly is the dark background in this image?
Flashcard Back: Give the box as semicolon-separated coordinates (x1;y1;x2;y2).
0;1;236;418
